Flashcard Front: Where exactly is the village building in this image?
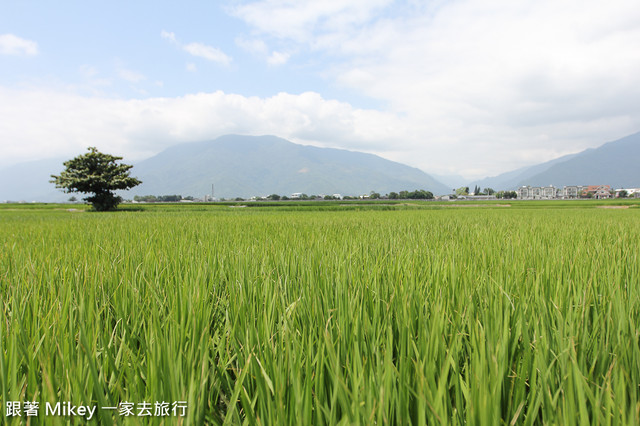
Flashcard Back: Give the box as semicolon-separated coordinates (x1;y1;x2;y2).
583;185;612;199
517;185;615;200
614;188;640;198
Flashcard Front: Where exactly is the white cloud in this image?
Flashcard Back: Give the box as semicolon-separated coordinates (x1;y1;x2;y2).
183;42;231;65
186;63;197;72
0;34;38;56
231;0;393;42
77;65;112;91
267;51;290;65
160;30;177;43
79;65;99;78
1;84;638;179
0;87;406;168
117;68;146;83
2;2;640;180
229;0;640;177
235;36;268;55
161;30;231;66
236;36;290;65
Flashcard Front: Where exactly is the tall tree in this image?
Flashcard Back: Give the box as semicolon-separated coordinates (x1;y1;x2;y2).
51;147;141;211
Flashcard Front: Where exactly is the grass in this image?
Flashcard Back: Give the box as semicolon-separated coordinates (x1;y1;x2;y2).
1;204;639;424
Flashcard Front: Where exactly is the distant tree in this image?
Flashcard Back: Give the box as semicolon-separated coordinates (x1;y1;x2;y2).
484;188;495;195
68;196;77;202
502;191;517;199
388;192;399;200
281;196;289;200
234;197;245;201
370;191;381;199
473;185;481;195
456;187;469;196
617;190;628;198
134;195;157;202
324;195;335;200
407;189;434;200
157;195;181;202
399;190;409;199
267;194;281;200
51;147;141;211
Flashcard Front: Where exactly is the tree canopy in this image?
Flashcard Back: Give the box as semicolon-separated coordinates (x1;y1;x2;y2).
455;186;470;196
50;147;141;211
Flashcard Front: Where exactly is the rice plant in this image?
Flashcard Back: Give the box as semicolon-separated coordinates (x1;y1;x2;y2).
1;205;639;424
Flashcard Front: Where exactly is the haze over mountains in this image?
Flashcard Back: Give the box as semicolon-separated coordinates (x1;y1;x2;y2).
128;135;451;198
0;157;68;202
469;132;640;191
1;132;639;202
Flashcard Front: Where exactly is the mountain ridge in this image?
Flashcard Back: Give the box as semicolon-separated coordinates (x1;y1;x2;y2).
128;135;452;198
2;132;639;202
468;132;640;190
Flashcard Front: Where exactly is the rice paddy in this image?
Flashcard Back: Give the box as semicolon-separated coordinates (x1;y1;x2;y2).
1;201;639;424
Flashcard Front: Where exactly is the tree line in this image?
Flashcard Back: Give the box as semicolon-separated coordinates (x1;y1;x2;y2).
133;195;190;202
454;186;517;199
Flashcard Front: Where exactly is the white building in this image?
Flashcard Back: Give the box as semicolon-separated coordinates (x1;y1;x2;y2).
615;188;640;198
517;185;586;200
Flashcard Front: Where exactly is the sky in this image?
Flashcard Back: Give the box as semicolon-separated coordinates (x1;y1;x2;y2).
2;0;640;180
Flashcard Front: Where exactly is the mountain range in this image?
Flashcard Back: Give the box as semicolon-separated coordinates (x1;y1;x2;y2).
127;135;451;198
0;157;69;202
0;135;450;201
1;132;638;202
469;132;640;190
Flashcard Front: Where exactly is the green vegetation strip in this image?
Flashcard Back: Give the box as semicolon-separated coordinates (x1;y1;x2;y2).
1;205;639;424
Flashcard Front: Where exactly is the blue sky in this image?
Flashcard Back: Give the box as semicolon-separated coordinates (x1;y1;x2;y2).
1;2;334;99
2;0;640;179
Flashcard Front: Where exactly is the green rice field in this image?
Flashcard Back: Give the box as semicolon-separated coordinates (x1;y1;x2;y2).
1;201;640;424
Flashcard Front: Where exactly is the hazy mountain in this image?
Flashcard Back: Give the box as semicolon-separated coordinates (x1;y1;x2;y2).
0;157;70;202
519;132;640;188
468;152;582;191
470;132;640;190
430;173;469;191
8;132;636;202
128;135;452;198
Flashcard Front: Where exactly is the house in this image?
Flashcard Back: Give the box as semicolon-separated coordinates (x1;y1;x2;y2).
583;185;612;199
